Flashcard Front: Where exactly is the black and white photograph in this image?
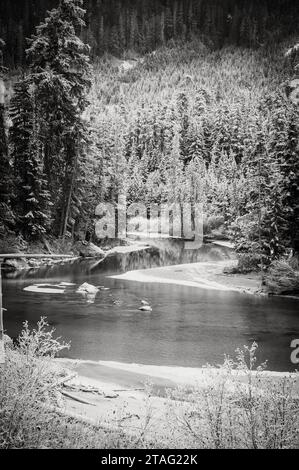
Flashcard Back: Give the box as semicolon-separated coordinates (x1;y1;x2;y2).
0;0;298;452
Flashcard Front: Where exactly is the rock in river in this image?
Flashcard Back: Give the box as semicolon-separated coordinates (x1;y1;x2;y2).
76;282;99;294
139;305;152;312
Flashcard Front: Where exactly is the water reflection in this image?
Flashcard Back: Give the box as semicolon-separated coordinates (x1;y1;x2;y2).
3;240;234;281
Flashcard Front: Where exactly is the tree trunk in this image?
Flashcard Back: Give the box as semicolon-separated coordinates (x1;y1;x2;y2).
61;151;79;239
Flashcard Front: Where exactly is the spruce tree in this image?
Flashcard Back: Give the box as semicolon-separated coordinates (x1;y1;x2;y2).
232;123;268;271
280;109;299;255
26;0;92;238
284;44;299;254
0;38;14;234
260;157;289;261
10;78;52;238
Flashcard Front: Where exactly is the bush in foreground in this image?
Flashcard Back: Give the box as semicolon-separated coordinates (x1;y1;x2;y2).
0;318;141;449
166;344;299;449
264;259;299;295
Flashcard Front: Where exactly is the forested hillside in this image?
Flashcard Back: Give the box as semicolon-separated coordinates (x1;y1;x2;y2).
0;0;298;291
0;0;298;65
85;39;299;268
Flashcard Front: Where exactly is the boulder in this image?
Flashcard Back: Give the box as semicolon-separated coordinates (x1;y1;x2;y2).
76;282;99;304
139;305;152;312
77;283;99;294
78;242;105;259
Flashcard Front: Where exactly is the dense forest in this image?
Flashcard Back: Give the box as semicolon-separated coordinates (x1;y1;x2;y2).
0;0;299;65
0;0;298;290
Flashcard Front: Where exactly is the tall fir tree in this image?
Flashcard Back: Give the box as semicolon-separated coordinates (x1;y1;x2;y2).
10;78;52;238
280;109;299;255
26;0;92;238
0;38;14;234
284;44;299;254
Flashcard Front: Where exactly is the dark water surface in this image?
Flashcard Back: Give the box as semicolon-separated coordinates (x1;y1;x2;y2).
2;243;299;371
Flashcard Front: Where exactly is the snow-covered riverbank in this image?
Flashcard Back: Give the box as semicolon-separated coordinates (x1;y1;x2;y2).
110;259;264;295
54;358;299;439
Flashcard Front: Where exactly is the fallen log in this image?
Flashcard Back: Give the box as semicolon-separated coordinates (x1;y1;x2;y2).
63;383;103;394
103;392;119;399
54;373;78;389
41;373;78;394
0;254;77;259
60;390;97;406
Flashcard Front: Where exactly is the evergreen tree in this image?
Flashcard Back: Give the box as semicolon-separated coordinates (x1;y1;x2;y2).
280;109;299;255
26;0;92;237
10;78;52;238
0;38;14;234
284;44;299;254
260;149;289;261
232;123;268;270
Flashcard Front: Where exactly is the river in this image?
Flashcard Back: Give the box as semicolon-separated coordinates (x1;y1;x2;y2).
2;243;299;371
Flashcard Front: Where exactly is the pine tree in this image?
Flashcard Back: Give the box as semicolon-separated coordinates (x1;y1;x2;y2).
260;153;289;261
26;0;92;238
280;109;299;255
284;44;299;254
0;38;14;234
176;91;189;162
10;78;52;238
232;123;268;271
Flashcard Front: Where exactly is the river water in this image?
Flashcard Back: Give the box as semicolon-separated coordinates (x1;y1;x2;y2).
2;243;299;371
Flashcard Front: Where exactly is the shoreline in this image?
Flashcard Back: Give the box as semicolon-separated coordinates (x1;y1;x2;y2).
56;357;298;382
0;242;151;273
109;259;264;295
54;358;299;434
